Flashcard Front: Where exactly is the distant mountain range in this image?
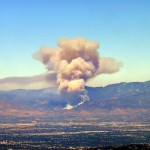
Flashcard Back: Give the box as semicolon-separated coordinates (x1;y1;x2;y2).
0;80;150;121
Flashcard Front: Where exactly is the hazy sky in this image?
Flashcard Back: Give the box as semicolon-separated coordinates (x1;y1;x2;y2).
0;0;150;87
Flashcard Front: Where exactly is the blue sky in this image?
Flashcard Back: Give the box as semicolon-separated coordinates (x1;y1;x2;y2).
0;0;150;86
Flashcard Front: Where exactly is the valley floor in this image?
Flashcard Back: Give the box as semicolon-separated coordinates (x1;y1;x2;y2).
0;117;150;149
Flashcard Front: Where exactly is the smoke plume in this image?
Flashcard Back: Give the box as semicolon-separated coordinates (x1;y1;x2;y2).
34;37;123;94
98;57;123;74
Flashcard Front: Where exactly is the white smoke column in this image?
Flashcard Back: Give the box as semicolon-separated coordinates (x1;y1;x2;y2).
35;37;100;93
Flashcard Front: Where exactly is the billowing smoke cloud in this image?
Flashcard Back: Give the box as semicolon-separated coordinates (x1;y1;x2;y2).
98;57;123;74
35;37;99;93
34;37;123;94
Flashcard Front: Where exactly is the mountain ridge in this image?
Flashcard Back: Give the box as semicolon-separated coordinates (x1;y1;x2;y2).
0;80;150;121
